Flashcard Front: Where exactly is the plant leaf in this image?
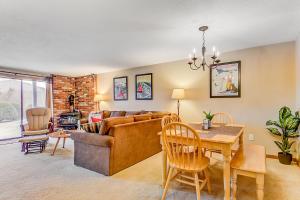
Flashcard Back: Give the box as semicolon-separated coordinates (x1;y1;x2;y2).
266;120;282;128
274;141;285;152
287;141;295;150
284;116;300;130
279;106;292;126
286;131;300;138
267;127;282;136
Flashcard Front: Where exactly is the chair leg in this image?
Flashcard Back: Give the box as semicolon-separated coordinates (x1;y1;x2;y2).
161;167;174;200
203;168;211;194
210;151;213;158
194;172;201;200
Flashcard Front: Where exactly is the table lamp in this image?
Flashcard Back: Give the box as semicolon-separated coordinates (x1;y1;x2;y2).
171;88;185;116
94;94;103;112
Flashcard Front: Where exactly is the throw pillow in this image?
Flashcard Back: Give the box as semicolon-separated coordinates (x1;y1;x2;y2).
99;116;134;135
81;122;101;133
91;116;102;123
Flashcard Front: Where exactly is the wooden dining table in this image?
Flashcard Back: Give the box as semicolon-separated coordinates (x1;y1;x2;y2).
159;122;245;200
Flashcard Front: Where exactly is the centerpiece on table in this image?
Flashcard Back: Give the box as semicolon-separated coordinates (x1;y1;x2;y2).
203;111;214;129
266;106;300;165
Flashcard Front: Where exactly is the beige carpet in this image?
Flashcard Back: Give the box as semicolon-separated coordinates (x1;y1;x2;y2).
1;139;299;200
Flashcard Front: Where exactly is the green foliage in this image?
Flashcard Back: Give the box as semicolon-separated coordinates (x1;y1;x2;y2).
203;111;215;121
266;106;300;154
0;102;19;122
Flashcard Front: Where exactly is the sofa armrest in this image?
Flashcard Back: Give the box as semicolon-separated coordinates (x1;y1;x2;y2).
70;131;114;147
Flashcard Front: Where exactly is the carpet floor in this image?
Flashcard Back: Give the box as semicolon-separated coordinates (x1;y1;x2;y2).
0;139;299;200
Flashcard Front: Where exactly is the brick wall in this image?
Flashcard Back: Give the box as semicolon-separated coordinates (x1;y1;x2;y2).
52;74;96;127
75;75;96;113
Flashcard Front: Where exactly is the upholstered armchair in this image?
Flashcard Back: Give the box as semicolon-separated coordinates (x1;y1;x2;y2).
21;107;53;136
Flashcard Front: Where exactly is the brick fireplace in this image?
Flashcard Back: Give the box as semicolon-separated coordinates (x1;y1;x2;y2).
52;74;96;127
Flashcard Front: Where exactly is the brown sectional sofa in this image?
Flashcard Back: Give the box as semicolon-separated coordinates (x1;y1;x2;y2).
70;111;169;176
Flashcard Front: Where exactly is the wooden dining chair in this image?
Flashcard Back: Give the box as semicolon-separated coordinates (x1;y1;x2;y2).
207;112;235;158
211;112;234;124
161;122;211;200
161;113;182;128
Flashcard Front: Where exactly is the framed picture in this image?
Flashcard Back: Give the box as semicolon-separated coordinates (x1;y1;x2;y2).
135;73;153;100
210;61;241;98
113;76;128;101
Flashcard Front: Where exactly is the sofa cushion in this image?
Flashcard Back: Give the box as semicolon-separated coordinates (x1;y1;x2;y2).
151;112;170;119
100;116;134;135
102;110;112;119
71;131;114;147
110;111;126;117
125;111;141;116
133;114;152;122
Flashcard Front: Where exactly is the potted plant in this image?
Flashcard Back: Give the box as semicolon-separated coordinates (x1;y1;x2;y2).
266;106;300;165
203;111;214;128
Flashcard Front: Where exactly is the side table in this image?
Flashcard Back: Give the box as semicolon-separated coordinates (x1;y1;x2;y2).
49;130;71;156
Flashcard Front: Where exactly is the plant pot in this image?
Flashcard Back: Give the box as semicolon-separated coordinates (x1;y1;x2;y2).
278;152;292;165
208;120;212;128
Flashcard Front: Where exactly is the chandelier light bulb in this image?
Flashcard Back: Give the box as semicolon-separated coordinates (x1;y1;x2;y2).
212;46;216;53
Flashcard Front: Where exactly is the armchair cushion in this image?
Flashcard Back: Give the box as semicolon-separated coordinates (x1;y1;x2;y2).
22;129;49;136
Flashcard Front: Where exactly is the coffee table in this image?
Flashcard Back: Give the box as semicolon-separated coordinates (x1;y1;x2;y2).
48;130;71;156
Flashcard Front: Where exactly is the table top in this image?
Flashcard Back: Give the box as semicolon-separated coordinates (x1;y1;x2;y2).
48;131;71;138
159;122;245;144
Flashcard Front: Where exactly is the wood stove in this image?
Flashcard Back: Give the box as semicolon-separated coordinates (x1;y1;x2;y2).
58;111;80;130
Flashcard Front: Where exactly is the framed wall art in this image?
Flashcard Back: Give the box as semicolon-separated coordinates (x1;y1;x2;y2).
113;76;128;101
210;61;241;98
135;73;153;100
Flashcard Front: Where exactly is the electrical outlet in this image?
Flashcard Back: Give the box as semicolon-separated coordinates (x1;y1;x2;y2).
248;134;255;141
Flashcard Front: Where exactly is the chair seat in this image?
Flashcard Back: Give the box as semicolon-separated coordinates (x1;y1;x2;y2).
22;129;49;136
170;156;210;172
19;135;49;143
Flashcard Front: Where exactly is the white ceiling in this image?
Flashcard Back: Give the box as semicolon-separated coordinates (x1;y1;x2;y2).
0;0;299;76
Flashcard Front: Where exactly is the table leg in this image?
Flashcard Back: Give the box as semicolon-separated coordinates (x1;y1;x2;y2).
223;149;231;200
162;144;167;187
256;174;264;200
63;138;66;148
51;137;60;156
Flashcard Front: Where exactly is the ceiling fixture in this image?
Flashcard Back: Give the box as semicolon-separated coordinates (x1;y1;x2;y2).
188;26;221;71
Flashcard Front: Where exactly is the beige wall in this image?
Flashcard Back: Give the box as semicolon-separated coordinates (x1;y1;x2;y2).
296;36;300;109
98;42;296;155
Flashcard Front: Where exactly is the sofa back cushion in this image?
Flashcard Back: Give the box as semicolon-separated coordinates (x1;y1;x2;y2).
110;111;126;117
102;110;112;119
125;111;141;116
100;116;134;135
133;114;152;122
151;111;170;119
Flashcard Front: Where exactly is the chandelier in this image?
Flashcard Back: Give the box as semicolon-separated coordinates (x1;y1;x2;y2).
188;26;221;71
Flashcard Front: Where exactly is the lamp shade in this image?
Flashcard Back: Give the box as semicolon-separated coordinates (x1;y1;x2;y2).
171;89;185;100
94;94;103;102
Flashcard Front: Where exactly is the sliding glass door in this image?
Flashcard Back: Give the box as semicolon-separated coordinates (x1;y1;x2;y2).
0;78;22;139
0;78;47;140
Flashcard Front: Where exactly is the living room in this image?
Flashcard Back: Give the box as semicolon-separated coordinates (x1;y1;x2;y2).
1;1;300;200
